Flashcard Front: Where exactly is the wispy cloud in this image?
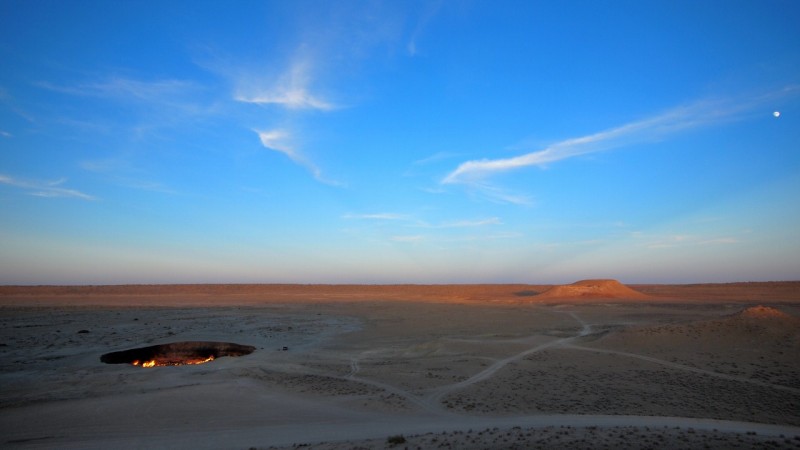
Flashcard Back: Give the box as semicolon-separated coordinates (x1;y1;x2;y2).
465;183;535;206
443;86;800;187
391;231;522;245
630;231;741;249
233;51;344;186
36;76;218;139
80;158;177;194
443;104;706;184
422;217;502;228
391;235;424;243
236;59;335;111
344;212;514;246
0;86;36;123
645;234;740;249
0;130;11;138
419;186;446;194
0;174;95;200
407;0;444;56
114;179;177;194
38;77;207;112
343;213;411;220
80;158;133;173
257;129;298;159
343;212;502;229
413;151;460;165
40;77;190;97
256;129;340;186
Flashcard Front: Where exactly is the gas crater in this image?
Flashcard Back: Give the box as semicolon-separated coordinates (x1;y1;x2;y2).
100;341;256;368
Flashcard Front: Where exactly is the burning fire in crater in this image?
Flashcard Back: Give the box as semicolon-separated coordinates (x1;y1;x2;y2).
132;355;214;368
101;342;254;368
132;359;155;368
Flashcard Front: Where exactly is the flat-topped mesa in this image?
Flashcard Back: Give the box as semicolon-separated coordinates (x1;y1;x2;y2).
534;279;651;300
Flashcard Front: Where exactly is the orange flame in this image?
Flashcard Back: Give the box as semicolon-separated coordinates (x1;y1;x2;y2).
187;355;215;365
130;355;214;368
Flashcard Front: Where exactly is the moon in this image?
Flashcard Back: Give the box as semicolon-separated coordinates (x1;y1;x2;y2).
773;111;781;118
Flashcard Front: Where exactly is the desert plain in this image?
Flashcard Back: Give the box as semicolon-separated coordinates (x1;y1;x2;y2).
1;281;799;449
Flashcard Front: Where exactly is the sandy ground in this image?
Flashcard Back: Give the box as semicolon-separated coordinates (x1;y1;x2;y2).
1;283;799;449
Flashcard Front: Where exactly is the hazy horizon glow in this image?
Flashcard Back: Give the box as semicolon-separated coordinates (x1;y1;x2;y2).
1;1;799;285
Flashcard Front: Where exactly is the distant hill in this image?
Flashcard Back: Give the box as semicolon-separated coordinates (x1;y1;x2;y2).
732;305;797;321
534;279;651;300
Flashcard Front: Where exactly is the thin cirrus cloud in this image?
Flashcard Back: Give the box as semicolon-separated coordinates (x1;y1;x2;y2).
256;129;340;186
37;77;208;113
412;151;461;166
343;213;502;229
35;76;217;137
80;159;178;195
240;56;341;185
406;0;444;56
423;217;502;228
0;174;95;200
235;60;335;111
390;235;424;243
442;87;799;186
465;183;534;207
342;213;412;220
643;234;740;249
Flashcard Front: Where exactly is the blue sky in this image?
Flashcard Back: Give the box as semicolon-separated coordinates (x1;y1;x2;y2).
1;0;799;284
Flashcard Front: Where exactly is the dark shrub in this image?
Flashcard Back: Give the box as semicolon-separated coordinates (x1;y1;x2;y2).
387;435;406;445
